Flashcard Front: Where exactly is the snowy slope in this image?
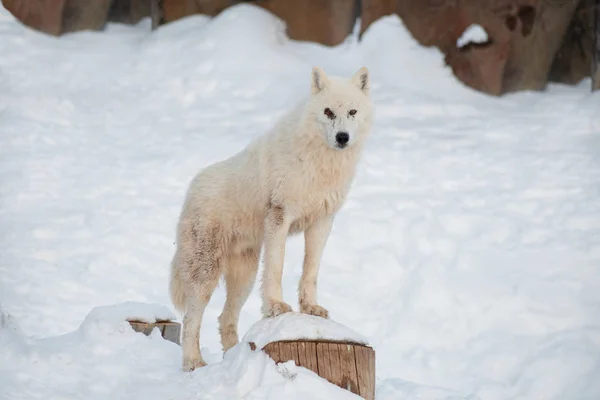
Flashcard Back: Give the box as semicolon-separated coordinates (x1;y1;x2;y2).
1;3;600;400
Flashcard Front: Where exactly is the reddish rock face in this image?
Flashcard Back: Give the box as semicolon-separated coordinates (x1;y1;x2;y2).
444;0;537;96
2;0;66;35
61;0;113;33
360;0;395;36
254;0;359;46
161;0;231;22
360;0;526;94
2;0;588;95
361;0;581;95
159;0;360;46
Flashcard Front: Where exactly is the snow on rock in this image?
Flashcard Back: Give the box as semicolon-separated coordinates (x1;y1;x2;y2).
456;24;489;48
242;312;369;349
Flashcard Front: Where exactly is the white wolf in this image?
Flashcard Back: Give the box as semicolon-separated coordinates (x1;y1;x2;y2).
169;66;373;371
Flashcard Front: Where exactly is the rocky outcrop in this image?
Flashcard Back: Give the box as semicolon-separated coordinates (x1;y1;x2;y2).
61;0;112;33
3;0;596;94
254;0;360;46
360;0;583;95
2;0;65;35
161;0;231;22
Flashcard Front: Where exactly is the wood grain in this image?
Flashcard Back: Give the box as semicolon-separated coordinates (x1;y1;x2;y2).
127;320;181;345
262;340;375;400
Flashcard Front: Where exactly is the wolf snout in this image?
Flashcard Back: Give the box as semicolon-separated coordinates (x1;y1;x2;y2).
335;132;350;147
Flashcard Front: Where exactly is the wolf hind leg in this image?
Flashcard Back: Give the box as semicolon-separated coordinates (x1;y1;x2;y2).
219;247;260;353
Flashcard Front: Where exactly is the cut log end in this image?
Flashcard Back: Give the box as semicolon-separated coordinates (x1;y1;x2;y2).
261;339;375;400
127;320;181;345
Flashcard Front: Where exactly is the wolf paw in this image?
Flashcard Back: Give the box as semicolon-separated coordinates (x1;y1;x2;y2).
300;303;329;318
262;299;293;318
182;356;207;372
219;323;239;353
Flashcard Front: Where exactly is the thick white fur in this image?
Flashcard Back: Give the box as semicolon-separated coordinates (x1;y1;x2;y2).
169;66;373;371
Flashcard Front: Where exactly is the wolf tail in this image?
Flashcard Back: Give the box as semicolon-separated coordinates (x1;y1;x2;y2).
169;262;187;313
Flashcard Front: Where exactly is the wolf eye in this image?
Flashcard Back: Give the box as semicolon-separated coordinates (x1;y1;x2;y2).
324;108;335;119
349;109;357;116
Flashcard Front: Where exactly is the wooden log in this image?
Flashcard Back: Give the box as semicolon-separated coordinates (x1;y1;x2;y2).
260;340;375;400
594;0;600;90
128;320;181;345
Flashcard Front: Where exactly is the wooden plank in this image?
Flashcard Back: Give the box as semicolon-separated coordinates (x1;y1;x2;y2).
161;322;181;345
129;321;155;336
296;341;318;374
278;342;296;366
316;342;333;383
262;340;375;399
287;342;300;367
339;343;360;395
263;342;281;363
127;320;181;345
326;343;343;387
354;345;376;400
593;0;600;90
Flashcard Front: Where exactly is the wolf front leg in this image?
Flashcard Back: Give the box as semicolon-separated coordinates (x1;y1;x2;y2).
299;215;333;318
261;203;293;318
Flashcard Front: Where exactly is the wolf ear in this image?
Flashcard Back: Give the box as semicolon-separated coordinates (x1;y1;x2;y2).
351;67;369;95
311;66;330;94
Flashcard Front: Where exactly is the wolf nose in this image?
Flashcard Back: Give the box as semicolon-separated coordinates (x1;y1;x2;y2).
335;132;350;146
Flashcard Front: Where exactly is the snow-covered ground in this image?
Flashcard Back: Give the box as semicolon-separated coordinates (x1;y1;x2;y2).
1;4;600;399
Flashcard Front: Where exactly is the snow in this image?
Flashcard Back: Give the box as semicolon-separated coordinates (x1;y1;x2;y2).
456;24;489;48
1;3;600;400
82;301;176;324
242;312;369;349
0;302;360;399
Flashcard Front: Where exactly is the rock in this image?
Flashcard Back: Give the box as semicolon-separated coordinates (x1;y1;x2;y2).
1;0;65;35
61;0;112;33
255;0;359;46
548;0;596;86
360;0;582;95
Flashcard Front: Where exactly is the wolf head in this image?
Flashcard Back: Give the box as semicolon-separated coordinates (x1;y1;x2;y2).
307;66;373;151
